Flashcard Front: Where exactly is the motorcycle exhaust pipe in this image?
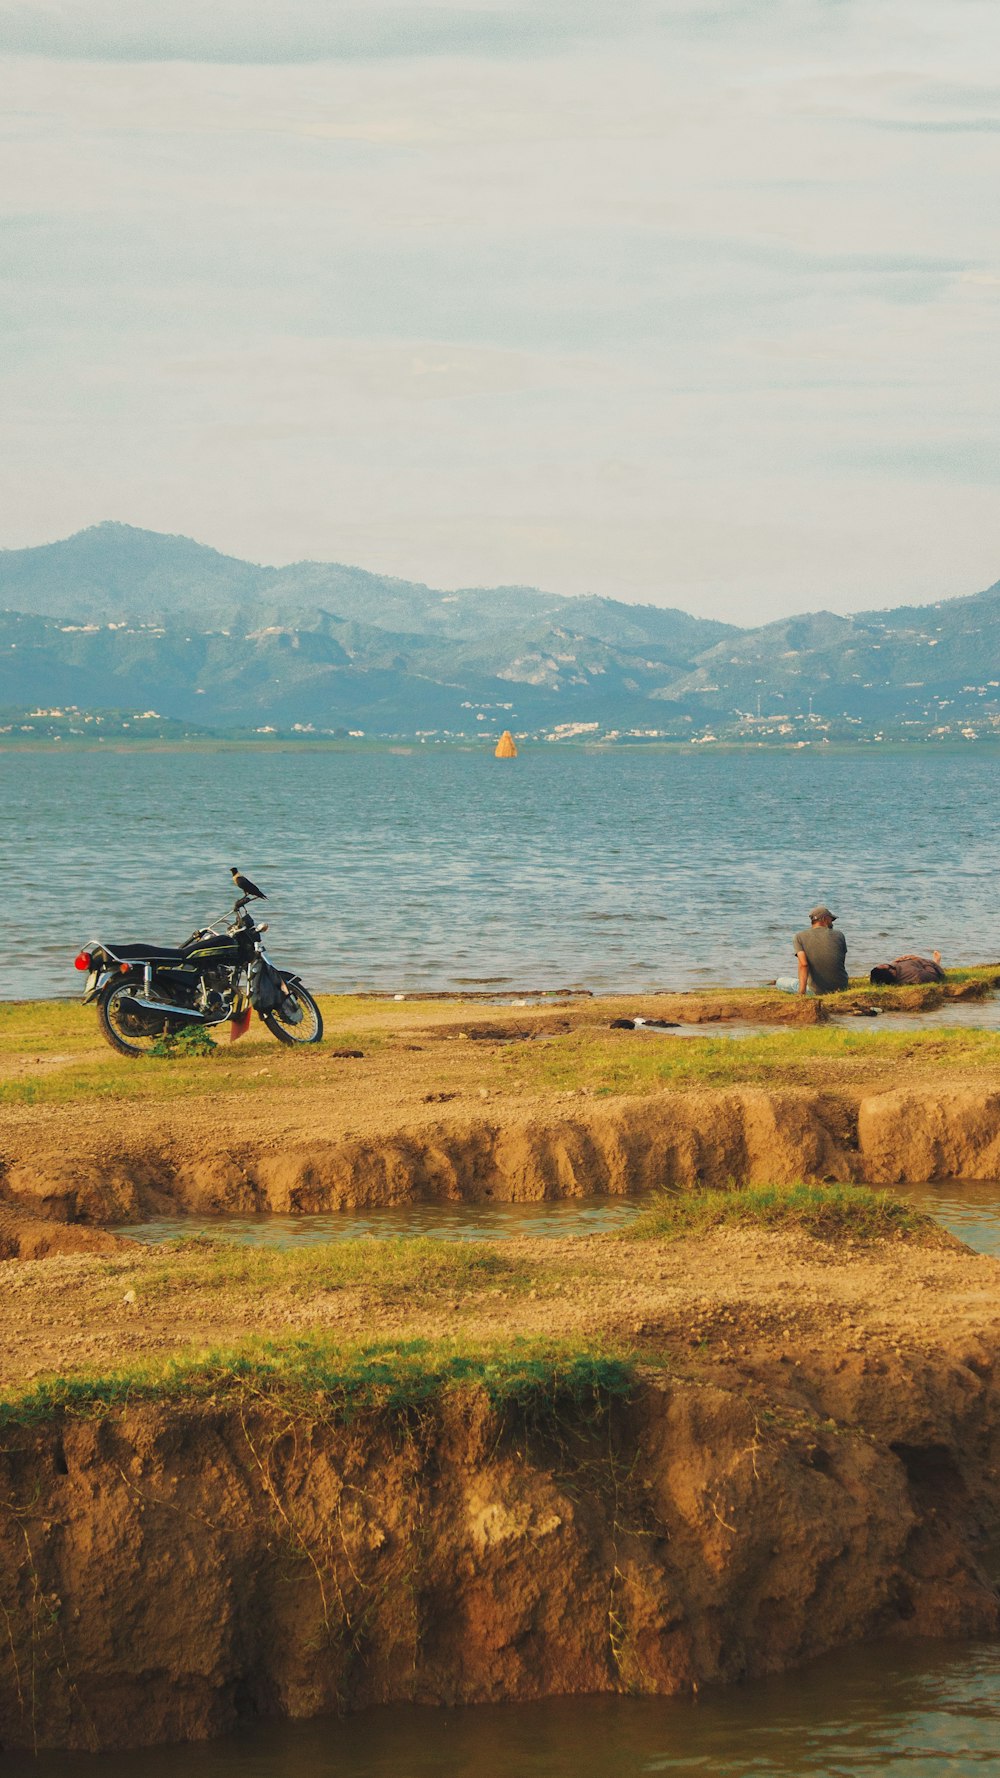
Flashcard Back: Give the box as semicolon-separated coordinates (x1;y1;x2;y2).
124;994;213;1021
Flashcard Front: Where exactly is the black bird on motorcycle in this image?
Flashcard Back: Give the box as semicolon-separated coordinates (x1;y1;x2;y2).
231;867;266;900
74;876;322;1056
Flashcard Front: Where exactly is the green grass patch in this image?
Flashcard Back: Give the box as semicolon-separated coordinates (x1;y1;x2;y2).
625;1181;939;1243
672;966;999;999
502;1024;1000;1097
0;1050;276;1106
0;1333;635;1428
148;1023;218;1058
0;995;386;1104
133;1234;528;1301
898;963;1000;986
0;998;98;1057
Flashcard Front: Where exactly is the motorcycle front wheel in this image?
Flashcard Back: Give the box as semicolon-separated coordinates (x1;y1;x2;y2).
261;984;323;1046
97;978;196;1058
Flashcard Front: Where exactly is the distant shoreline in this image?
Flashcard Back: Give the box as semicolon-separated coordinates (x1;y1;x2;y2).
4;736;1000;757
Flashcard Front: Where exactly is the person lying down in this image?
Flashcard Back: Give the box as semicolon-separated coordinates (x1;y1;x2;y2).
869;951;945;986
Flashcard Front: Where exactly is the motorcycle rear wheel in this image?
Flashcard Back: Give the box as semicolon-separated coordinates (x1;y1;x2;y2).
261;983;323;1046
97;977;196;1058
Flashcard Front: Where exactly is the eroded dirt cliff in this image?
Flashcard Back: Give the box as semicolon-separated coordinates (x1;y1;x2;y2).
1;1342;998;1753
7;1085;1000;1226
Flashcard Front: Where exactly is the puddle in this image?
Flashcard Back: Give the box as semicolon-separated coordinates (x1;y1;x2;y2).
892;1179;1000;1256
117;1193;647;1249
831;996;1000;1034
116;1183;1000;1257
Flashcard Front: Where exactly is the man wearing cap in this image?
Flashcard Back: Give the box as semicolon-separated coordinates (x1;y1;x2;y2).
777;906;849;996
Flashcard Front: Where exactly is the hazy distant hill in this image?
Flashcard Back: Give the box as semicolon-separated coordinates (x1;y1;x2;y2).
655;588;1000;722
0;523;728;647
1;523;998;734
0;525;263;623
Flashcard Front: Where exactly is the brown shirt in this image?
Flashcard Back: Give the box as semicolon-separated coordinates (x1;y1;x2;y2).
876;955;944;985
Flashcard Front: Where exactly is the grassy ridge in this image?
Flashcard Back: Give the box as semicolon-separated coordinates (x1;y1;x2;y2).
0;1051;325;1107
0;1334;635;1428
0;1184;943;1423
133;1234;528;1301
626;1182;940;1243
0;996;382;1105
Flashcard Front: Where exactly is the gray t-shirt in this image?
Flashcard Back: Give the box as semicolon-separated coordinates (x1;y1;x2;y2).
794;926;848;994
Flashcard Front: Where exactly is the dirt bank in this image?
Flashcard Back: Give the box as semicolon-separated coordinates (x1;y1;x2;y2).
5;1084;1000;1226
0;1206;132;1261
1;1200;997;1751
1;1333;997;1753
4;986;1000;1226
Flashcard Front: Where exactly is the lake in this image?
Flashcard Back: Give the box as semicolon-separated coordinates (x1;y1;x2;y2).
3;743;997;1000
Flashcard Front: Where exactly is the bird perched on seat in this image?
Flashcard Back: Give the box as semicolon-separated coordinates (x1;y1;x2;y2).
231;867;267;900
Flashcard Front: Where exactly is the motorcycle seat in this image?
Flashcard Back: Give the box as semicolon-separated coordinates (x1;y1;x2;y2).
100;942;189;964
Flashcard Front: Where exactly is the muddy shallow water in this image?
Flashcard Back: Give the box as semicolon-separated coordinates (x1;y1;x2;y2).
117;1179;1000;1257
6;1638;1000;1777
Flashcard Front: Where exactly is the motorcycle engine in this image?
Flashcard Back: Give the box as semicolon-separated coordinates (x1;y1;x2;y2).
196;972;231;1015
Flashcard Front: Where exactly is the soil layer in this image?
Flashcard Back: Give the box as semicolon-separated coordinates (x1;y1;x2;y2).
6;1082;1000;1227
0;1224;998;1750
3;987;1000;1226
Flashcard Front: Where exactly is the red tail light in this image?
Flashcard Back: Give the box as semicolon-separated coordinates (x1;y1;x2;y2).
74;951;92;972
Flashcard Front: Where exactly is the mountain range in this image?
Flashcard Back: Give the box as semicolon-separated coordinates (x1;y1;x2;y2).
1;523;999;738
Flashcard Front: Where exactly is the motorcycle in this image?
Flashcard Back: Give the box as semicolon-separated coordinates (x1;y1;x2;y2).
74;893;324;1057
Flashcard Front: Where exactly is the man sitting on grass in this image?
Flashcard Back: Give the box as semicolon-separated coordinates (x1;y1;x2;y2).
776;905;849;997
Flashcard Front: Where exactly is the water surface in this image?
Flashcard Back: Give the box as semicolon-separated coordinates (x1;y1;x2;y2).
9;1638;1000;1777
118;1178;1000;1257
6;745;999;998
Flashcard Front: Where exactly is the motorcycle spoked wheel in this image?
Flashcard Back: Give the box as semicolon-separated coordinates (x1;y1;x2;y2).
97;978;199;1058
261;983;324;1046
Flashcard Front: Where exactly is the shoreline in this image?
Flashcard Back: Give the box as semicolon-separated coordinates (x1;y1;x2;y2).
5;736;1000;755
4;960;998;1008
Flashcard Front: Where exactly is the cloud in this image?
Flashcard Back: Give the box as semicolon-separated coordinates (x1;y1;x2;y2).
0;0;631;63
167;337;618;405
780;67;1000;134
2;0;1000;618
870;117;1000;133
827;439;1000;485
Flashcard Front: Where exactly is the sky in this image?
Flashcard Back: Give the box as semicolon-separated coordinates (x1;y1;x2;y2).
3;0;1000;622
